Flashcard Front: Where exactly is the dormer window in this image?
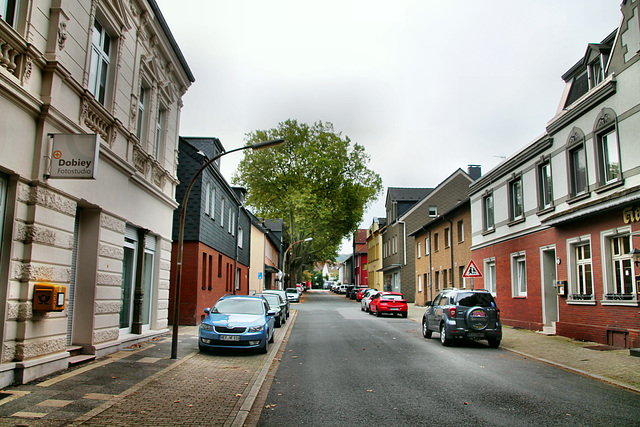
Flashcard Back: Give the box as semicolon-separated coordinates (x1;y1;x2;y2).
588;57;604;88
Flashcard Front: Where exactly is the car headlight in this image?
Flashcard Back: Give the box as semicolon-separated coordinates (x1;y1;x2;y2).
248;325;264;333
200;324;213;331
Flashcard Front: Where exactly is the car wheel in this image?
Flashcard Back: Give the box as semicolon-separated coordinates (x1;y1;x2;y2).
361;305;364;311
488;338;501;348
275;318;281;328
422;319;432;339
260;339;269;354
440;323;451;346
375;308;381;317
402;312;408;318
269;330;275;343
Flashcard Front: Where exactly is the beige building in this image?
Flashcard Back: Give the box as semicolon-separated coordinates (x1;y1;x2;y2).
0;0;193;386
366;218;385;290
249;217;282;293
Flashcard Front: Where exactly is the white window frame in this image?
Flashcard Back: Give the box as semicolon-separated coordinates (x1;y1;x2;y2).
1;0;19;28
567;235;594;302
511;251;527;297
601;227;636;304
220;198;225;228
204;182;211;216
418;274;422;293
484;258;496;295
429;206;437;217
457;220;464;243
210;187;216;220
509;176;524;221
425;237;430;255
483;192;495;232
88;18;112;105
238;227;244;248
136;85;147;140
155;107;165;160
597;128;621;186
537;159;553;210
568;144;588;197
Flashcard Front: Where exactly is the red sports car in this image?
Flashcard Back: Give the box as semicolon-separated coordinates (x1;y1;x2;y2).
356;288;371;302
369;292;408;318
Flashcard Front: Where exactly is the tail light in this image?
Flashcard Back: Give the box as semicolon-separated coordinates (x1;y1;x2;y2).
496;307;500;321
448;307;457;317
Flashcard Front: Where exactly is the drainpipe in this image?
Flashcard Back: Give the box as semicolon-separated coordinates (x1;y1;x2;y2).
428;230;432;301
446;218;454;288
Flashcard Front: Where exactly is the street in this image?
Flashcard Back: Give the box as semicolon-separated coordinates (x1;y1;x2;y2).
257;290;640;426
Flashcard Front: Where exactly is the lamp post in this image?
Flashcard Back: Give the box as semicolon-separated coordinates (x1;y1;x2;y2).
283;237;313;289
171;138;285;359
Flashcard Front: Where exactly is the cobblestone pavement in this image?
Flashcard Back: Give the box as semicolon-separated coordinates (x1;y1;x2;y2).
0;292;638;427
0;311;296;427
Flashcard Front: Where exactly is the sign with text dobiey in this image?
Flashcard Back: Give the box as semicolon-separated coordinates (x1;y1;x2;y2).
462;260;483;278
50;134;99;179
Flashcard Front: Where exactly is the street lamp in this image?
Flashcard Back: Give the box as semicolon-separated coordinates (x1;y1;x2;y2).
171;138;285;359
283;237;313;289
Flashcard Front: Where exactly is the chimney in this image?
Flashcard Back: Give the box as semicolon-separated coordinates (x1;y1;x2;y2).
467;165;481;181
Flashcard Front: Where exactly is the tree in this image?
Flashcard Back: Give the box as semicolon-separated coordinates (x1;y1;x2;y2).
233;119;382;285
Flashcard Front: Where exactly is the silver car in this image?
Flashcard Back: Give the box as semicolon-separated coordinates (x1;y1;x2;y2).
361;289;380;312
262;289;290;317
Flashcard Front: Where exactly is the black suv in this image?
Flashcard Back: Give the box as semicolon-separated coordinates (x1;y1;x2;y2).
422;288;502;348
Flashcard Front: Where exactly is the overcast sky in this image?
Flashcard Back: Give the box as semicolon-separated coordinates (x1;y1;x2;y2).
155;0;622;252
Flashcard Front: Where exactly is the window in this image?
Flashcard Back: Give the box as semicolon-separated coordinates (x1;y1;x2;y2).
1;0;19;27
575;243;593;297
509;175;524;221
457;220;464;243
566;128;588;198
597;129;620;185
204;182;211;215
444;227;450;248
417;242;421;258
210;187;216;220
136;86;147;140
511;252;527;297
220;198;225;228
483;192;494;232
227;208;234;234
433;233;439;252
218;254;222;277
429;206;437;217
424;237;430;255
602;229;636;301
484;258;496;294
155;108;165;160
238;227;244;248
88;18;111;105
459;266;465;289
417;274;422;293
537;159;553;210
588;57;604;88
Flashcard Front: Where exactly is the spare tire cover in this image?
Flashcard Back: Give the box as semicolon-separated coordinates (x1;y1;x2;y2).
466;306;490;331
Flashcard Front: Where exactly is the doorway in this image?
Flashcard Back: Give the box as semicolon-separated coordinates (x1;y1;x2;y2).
541;246;558;330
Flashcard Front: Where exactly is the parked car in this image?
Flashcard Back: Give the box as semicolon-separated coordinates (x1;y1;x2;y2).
255;293;286;327
344;285;355;298
361;289;380;312
356;288;372;302
422;288;502;348
198;295;276;354
338;284;348;294
369;292;408;317
350;286;368;300
262;289;290;317
285;287;301;303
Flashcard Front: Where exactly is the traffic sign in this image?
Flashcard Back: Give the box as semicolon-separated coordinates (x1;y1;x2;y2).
462;260;483;278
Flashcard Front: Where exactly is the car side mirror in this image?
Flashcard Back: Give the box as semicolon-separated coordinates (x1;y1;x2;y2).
204;308;210;314
267;310;277;316
424;302;431;307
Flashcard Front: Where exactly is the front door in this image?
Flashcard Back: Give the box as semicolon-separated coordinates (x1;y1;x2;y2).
541;247;558;327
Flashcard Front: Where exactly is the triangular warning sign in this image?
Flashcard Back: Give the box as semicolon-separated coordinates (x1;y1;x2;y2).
462;260;483;278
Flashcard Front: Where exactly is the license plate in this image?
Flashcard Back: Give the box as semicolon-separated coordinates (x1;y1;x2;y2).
467;332;484;338
220;335;240;341
390;308;399;311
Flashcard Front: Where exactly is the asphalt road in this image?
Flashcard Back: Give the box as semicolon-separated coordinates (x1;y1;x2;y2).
257;290;640;426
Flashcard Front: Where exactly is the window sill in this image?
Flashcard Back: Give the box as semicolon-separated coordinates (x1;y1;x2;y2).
567;300;597;305
536;205;555;216
567;192;590;204
512;295;527;299
600;299;639;307
508;217;525;227
594;178;624;195
482;228;495;236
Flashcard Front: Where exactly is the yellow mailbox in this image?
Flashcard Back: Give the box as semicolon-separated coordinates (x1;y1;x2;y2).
33;284;66;312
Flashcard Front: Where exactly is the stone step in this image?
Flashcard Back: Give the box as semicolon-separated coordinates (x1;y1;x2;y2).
68;354;96;366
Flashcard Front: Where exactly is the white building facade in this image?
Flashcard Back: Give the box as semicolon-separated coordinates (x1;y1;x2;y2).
0;0;193;385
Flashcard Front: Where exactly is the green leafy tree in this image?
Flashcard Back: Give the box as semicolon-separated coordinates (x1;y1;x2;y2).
233;119;382;285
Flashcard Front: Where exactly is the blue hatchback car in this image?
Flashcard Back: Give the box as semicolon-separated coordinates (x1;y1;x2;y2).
199;295;276;353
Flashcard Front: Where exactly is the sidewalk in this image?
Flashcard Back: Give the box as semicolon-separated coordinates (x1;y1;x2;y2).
407;304;640;393
0;312;295;427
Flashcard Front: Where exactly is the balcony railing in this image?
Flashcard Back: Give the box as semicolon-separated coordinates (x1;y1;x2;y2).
0;19;28;83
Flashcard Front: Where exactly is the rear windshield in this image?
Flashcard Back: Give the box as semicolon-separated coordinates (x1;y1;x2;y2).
213;299;264;315
455;292;495;307
285;288;297;293
382;294;404;300
261;294;281;306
